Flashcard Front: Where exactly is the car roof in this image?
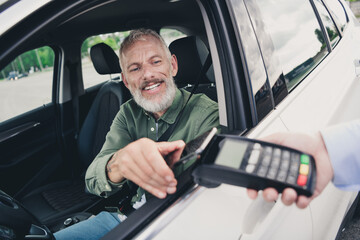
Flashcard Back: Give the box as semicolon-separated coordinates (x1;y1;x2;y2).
0;0;205;69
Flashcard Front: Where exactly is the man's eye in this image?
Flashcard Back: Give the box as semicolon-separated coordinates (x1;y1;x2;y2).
153;60;161;64
130;67;139;72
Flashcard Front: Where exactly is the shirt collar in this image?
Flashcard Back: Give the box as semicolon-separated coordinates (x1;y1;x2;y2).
142;88;184;124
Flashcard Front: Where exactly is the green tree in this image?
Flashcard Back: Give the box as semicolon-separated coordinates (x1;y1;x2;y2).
81;38;91;58
314;29;325;45
104;37;118;50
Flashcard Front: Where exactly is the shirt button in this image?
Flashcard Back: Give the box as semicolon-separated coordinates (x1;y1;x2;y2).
151;127;155;131
105;185;111;191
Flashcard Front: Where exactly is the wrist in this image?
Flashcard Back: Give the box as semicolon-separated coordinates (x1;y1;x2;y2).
106;153;124;183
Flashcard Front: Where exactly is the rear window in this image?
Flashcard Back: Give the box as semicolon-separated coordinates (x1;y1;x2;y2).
324;0;348;32
246;0;329;91
160;28;187;46
81;29;186;90
0;46;54;122
314;0;340;48
81;31;129;89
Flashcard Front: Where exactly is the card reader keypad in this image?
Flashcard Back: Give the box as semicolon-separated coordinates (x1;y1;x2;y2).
243;143;311;187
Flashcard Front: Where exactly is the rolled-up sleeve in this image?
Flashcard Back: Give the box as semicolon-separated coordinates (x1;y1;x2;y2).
321;120;360;191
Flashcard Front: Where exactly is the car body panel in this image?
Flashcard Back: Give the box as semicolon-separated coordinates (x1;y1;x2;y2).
128;0;360;239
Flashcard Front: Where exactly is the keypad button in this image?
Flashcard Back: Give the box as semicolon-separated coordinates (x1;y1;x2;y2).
253;143;262;150
264;146;272;155
299;164;309;175
245;164;256;173
291;152;300;162
271;156;280;168
289;160;300;174
257;166;268;177
277;170;287;181
274;148;281;157
286;174;297;184
282;150;290;160
267;168;277;179
301;154;310;165
262;155;271;167
248;150;260;165
297;174;308;186
280;159;290;171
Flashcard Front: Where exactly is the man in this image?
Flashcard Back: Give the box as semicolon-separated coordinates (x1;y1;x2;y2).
54;29;219;239
247;119;360;209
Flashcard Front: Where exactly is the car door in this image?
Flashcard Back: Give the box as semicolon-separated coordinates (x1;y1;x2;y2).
132;0;360;239
0;46;65;199
237;0;360;239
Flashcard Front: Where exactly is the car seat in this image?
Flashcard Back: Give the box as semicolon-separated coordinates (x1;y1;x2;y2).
20;43;131;227
169;36;217;102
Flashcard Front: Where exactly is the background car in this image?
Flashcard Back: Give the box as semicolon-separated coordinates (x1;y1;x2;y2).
0;0;359;239
7;71;18;81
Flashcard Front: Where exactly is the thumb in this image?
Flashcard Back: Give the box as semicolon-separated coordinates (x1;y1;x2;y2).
157;140;185;156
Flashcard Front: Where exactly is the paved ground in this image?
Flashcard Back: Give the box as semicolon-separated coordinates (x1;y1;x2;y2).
0;59;114;122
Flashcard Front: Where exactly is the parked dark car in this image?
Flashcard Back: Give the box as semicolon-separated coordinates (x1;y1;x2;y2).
0;0;359;239
7;71;18;81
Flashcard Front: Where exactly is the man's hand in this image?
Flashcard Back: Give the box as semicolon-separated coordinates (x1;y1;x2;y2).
247;132;334;208
106;138;185;199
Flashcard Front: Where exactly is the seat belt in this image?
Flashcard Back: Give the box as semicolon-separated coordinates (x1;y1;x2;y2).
157;53;212;142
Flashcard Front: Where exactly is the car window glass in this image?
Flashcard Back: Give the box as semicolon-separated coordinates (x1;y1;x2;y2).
229;0;273;121
314;0;340;48
324;0;348;32
249;0;329;91
81;31;129;89
0;46;54;122
160;28;187;46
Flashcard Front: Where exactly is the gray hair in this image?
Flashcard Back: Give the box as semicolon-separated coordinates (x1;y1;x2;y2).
119;28;172;70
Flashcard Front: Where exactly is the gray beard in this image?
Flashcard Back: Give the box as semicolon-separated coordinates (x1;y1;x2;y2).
130;77;177;114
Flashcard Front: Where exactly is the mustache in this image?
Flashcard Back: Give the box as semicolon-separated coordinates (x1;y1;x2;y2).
140;79;165;90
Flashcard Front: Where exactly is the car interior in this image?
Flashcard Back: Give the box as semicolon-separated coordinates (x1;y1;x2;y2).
0;0;224;238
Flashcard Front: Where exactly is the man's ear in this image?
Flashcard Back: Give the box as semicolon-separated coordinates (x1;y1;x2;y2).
122;73;129;88
171;54;178;77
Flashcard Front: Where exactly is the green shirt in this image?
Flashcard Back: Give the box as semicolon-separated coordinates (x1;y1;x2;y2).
85;88;219;201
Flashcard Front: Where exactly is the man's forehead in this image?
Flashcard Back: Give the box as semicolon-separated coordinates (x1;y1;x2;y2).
123;36;167;63
125;35;163;53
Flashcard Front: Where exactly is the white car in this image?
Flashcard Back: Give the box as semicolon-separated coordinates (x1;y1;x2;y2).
0;0;359;239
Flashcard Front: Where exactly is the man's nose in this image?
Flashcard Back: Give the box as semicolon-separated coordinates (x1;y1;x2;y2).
142;64;155;80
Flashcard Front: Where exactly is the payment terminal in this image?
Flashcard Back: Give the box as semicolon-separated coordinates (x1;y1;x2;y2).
187;128;316;197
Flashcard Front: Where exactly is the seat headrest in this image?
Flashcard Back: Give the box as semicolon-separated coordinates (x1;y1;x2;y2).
169;36;213;86
90;43;122;75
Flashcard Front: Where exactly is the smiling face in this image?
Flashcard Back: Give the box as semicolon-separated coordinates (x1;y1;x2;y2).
121;35;178;118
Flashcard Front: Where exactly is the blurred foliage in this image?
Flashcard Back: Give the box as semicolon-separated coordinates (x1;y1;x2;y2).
81;31;130;59
0;46;54;81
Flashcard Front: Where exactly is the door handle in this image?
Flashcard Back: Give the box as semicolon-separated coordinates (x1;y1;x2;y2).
0;122;40;143
354;59;360;78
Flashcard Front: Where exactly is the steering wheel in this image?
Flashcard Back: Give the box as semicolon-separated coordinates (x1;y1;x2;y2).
0;190;53;240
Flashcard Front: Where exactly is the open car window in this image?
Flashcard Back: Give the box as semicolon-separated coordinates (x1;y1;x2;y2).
81;32;129;89
0;46;54;122
81;28;187;90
